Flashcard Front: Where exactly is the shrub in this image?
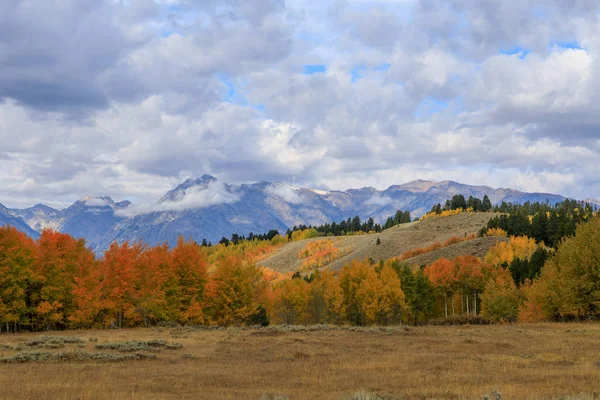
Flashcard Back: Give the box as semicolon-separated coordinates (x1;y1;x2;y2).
23;336;84;349
0;350;157;363
427;315;490;326
95;340;182;352
349;391;386;400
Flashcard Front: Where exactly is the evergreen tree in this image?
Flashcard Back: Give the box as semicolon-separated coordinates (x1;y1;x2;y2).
450;194;467;210
482;195;492;212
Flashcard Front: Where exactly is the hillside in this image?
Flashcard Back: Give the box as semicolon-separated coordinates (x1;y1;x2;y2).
401;235;508;266
259;212;499;272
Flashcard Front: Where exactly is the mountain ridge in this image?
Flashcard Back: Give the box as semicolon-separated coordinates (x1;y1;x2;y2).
1;178;577;253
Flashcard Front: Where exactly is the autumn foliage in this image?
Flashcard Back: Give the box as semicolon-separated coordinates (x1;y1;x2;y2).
483;228;508;237
420;208;467;221
424;255;484;317
1;212;599;331
484;236;538;266
519;215;600;322
0;227;283;331
298;239;341;271
395;234;476;261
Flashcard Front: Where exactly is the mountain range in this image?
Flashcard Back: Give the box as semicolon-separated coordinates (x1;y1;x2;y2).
0;176;577;254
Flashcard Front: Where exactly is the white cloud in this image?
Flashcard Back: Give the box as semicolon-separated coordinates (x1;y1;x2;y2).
84;198;111;207
266;184;304;204
1;0;600;209
365;194;394;206
116;181;240;217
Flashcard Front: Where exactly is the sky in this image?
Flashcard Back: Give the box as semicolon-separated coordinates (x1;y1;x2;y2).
1;0;600;209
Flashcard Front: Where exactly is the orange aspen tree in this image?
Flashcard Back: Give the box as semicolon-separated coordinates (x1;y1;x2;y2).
0;226;36;332
424;258;457;317
170;237;209;324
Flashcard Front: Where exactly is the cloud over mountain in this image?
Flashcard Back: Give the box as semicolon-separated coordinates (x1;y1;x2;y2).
0;0;599;209
116;180;240;217
3;177;572;254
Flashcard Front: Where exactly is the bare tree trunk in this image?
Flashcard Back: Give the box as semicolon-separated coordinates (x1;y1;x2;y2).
444;296;448;318
461;292;464;315
473;291;477;316
466;292;469;315
451;293;455;316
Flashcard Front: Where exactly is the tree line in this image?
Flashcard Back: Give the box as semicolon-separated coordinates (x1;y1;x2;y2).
430;194;493;214
1;196;598;332
480;198;596;248
286;209;412;239
211;209;413;247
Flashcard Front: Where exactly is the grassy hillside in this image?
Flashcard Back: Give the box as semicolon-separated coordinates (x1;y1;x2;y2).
259;212;499;272
402;235;508;266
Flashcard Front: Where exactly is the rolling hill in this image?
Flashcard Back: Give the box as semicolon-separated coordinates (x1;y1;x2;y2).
259;212;506;272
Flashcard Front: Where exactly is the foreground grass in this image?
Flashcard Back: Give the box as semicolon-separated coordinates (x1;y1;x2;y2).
0;324;599;399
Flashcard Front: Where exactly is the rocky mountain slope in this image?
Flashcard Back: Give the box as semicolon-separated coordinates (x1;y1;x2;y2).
0;203;40;238
2;176;569;253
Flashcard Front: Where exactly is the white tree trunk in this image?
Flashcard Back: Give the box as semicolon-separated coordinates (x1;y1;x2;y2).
444;296;448;318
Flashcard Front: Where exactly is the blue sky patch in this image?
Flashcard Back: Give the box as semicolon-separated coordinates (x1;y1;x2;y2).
374;63;391;72
500;46;531;59
303;64;326;75
350;66;366;82
554;40;583;50
220;76;236;103
350;63;391;83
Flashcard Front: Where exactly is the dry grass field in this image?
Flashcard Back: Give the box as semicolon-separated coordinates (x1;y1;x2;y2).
1;323;599;400
259;213;499;272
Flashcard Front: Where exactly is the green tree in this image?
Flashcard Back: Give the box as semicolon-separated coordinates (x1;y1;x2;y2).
390;262;435;324
482;195;492;212
450;194;467;210
481;267;520;323
521;215;600;321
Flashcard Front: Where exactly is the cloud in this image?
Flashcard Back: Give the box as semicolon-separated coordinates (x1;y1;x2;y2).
116;181;240;217
365;194;394;207
84;198;111;207
266;184;304;204
1;0;600;209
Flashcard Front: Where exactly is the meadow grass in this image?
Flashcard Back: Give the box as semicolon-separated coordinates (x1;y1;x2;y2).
0;323;599;399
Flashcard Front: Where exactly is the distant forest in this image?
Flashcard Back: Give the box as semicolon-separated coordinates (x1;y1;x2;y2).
213;209;413;246
212;194;598;249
